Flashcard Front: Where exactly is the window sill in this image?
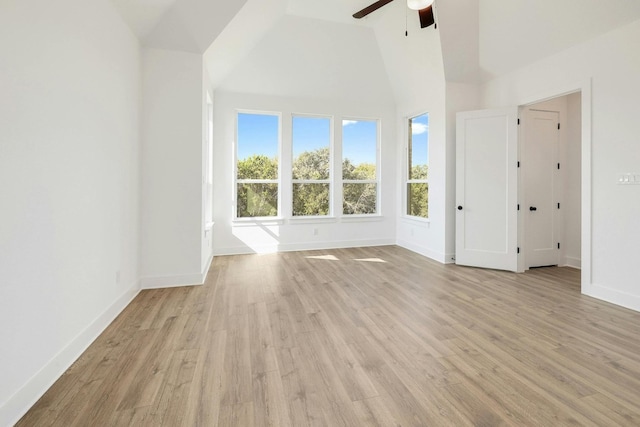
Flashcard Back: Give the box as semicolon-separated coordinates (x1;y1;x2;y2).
401;216;430;227
341;214;384;222
204;221;215;237
232;217;285;227
289;216;338;225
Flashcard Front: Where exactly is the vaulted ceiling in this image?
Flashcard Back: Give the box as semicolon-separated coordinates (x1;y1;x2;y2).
109;0;247;53
110;0;640;85
478;0;640;79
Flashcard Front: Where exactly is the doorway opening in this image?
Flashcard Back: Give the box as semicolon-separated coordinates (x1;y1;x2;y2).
520;92;582;277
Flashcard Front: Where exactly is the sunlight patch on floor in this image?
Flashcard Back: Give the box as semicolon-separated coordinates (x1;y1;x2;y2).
354;258;387;263
306;255;340;261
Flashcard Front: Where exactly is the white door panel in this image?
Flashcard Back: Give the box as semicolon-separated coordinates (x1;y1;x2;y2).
524;109;560;268
456;108;518;272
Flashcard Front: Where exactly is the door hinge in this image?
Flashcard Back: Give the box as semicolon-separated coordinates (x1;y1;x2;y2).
517;204;520;211
517;118;521;125
558;123;561;130
557;163;560;170
557;242;561;249
557;202;560;209
517;247;520;254
517;161;520;168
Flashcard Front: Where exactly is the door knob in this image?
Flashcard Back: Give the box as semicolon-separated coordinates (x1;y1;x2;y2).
457;205;463;211
529;206;537;211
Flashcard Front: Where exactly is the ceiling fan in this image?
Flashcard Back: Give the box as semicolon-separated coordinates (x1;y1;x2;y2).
353;0;436;29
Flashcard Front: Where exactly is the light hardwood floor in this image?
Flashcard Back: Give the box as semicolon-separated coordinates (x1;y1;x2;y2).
18;246;640;426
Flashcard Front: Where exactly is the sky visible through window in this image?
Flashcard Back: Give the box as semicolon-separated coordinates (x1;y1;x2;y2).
237;113;428;165
342;120;376;165
237;113;279;160
292;116;330;158
411;113;429;166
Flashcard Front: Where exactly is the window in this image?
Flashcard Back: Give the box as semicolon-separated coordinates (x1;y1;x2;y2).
236;112;280;218
406;113;429;218
342;119;378;215
292;115;332;216
204;93;214;229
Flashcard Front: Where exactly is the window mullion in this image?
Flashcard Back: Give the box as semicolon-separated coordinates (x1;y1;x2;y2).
343;179;377;184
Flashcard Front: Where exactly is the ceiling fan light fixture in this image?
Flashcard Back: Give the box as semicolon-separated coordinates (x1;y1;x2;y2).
407;0;433;10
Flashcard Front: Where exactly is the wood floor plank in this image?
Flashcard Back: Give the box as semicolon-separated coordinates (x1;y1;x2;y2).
307;310;379;401
218;402;255;427
142;348;199;426
183;329;226;426
248;301;278;376
18;246;640;426
276;346;321;427
294;331;362;426
220;321;253;407
352;395;401;427
67;328;158;426
116;315;189;411
112;407;150;427
251;369;291;427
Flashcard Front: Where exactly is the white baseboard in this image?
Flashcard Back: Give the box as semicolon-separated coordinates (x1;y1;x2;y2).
213;238;395;256
140;259;214;289
563;256;581;269
396;239;450;264
201;252;214;283
0;282;140;427
584;283;640;313
140;273;205;290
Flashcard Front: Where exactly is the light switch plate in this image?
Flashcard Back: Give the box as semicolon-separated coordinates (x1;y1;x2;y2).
618;173;640;185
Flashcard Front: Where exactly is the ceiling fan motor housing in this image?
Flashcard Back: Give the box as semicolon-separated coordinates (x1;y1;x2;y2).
352;0;436;29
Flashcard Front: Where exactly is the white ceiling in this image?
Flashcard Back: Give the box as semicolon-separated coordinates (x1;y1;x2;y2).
110;0;180;39
478;0;640;78
286;0;381;26
110;0;640;82
109;0;247;53
204;0;288;87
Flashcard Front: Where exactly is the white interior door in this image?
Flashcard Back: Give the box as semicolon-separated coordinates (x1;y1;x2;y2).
523;108;560;268
456;108;519;272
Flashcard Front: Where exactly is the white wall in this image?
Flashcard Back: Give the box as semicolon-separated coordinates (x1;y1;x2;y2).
369;2;451;262
140;48;210;288
202;74;214;274
564;92;582;267
0;0;141;424
218;15;394;105
481;18;640;311
211;15;397;255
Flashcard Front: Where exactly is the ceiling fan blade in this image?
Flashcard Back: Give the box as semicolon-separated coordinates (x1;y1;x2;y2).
418;5;435;28
353;0;395;19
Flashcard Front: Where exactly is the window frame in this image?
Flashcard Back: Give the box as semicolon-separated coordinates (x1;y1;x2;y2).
341;117;380;216
204;92;214;233
234;109;282;220
405;111;429;220
290;113;334;218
